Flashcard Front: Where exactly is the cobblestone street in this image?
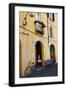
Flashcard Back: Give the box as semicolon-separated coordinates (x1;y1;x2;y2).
25;63;58;77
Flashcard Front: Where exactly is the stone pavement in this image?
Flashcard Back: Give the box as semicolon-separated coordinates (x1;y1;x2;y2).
25;63;58;77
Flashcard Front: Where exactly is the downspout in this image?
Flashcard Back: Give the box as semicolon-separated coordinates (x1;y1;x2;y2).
47;13;49;44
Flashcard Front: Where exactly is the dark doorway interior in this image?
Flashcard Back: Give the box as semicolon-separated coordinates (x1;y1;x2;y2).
35;41;42;66
50;44;56;63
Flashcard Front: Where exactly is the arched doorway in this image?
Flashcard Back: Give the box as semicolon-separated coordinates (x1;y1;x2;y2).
35;41;44;66
50;44;56;62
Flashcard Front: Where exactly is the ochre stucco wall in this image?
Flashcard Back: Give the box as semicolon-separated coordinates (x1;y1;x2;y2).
19;12;58;77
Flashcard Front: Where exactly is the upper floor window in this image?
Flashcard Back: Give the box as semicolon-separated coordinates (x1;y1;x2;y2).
47;13;55;21
35;13;40;31
50;26;53;38
36;12;40;20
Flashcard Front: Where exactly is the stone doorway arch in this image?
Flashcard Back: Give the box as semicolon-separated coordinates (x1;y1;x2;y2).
35;41;44;66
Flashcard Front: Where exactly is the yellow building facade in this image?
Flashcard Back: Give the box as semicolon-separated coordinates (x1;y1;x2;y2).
19;12;58;77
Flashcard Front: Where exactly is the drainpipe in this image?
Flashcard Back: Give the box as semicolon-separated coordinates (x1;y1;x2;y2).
47;13;49;44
